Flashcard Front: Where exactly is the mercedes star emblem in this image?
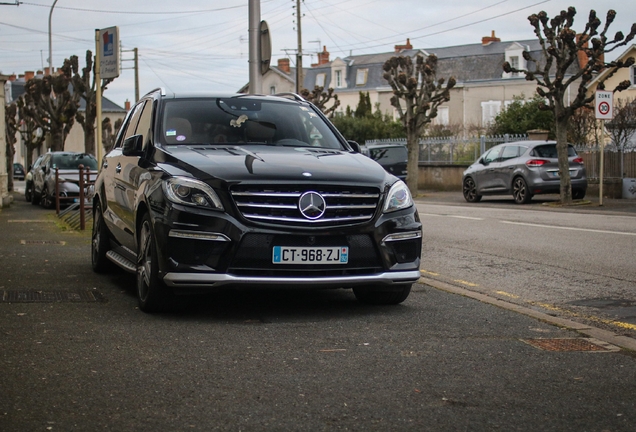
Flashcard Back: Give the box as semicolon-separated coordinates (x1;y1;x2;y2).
298;191;326;220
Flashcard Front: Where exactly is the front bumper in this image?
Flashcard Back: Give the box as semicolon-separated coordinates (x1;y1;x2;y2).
163;270;421;288
151;202;422;290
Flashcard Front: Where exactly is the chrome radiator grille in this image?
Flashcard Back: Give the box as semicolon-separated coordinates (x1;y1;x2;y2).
230;185;380;226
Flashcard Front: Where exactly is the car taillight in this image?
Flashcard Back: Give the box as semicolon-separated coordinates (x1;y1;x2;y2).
526;159;549;167
573;157;584;164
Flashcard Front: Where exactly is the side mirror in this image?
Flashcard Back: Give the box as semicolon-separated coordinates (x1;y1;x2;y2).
347;140;361;153
122;134;144;157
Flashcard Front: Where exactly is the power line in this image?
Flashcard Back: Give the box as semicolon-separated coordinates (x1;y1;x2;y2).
19;1;255;15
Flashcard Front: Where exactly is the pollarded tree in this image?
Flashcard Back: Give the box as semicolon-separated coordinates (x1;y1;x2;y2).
503;7;636;203
383;53;456;194
15;95;46;171
21;57;79;151
5;103;17;191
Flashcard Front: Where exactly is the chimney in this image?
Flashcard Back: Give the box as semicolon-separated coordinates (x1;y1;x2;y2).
394;38;413;53
482;30;501;46
277;58;291;74
125;99;131;111
311;46;330;67
24;71;35;81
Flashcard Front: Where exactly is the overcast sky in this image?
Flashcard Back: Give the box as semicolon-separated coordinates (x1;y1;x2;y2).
1;0;635;108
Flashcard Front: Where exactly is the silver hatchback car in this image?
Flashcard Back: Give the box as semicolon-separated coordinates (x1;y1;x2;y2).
462;141;587;204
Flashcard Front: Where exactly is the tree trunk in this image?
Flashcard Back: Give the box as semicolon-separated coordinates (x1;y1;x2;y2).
405;129;419;195
555;116;572;204
50;128;65;152
84;124;96;156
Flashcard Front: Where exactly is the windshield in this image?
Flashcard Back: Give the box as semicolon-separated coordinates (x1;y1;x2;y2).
160;98;343;149
51;153;98;170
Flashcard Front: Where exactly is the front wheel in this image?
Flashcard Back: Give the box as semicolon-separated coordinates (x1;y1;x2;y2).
137;213;179;313
463;177;482;203
353;284;412;305
512;177;532;204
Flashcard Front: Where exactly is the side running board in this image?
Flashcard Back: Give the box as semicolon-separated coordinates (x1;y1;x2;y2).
106;250;137;273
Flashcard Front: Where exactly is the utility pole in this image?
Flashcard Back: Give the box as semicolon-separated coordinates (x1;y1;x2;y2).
248;0;262;94
48;0;59;75
120;44;140;102
295;0;303;94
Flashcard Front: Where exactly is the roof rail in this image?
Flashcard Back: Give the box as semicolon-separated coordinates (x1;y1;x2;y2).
144;87;166;97
274;92;306;102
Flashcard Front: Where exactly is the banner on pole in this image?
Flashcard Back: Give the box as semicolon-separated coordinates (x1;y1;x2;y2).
99;26;120;79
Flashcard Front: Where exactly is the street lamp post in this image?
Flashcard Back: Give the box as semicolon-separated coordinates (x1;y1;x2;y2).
48;0;59;75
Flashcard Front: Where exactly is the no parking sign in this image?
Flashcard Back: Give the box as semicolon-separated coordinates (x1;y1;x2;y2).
595;90;613;120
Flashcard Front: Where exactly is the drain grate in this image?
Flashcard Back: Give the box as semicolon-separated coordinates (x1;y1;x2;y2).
522;338;615;352
1;290;105;303
20;240;66;245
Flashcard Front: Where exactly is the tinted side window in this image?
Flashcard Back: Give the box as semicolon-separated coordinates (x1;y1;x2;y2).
135;100;153;148
116;102;145;148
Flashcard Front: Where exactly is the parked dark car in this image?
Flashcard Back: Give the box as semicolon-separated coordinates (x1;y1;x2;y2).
462;140;587;204
31;152;98;208
24;155;45;202
13;163;25;181
362;143;408;180
91;90;422;312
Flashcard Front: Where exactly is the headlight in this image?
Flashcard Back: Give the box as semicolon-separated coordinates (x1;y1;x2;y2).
162;177;224;210
383;180;413;213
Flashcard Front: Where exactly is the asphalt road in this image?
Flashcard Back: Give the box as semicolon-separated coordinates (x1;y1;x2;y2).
1;190;636;431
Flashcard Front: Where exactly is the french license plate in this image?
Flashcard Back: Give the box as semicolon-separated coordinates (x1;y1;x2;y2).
272;246;349;264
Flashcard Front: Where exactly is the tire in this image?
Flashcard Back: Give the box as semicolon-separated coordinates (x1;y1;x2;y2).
462;177;482;203
572;189;586;200
40;185;54;209
353;284;412;305
136;213;179;313
25;182;32;202
91;202;113;273
512;177;532;204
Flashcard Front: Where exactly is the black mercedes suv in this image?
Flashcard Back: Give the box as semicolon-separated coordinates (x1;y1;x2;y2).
91;90;422;312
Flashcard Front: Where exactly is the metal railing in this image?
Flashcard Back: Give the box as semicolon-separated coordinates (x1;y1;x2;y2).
365;134;528;164
54;165;97;230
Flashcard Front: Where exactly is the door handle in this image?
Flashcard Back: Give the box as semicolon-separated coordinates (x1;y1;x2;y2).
508;166;514;169
102;160;108;169
115;163;122;174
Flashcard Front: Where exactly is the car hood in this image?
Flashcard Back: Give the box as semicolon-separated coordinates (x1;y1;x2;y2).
158;145;392;184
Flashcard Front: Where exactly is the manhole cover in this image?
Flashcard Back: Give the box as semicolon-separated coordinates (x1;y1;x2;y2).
0;290;105;303
521;338;617;352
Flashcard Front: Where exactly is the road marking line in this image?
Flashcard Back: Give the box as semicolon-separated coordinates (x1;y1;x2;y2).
501;220;636;236
495;290;519;299
420;269;440;276
454;279;478;287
